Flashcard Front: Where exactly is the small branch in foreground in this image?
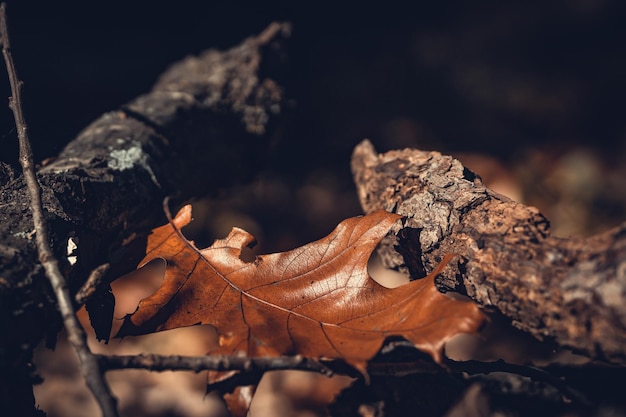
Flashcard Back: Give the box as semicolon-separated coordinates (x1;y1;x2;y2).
100;351;591;407
100;353;335;376
0;4;119;417
444;358;591;406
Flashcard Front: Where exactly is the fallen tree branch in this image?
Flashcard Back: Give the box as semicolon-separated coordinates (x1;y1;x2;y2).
351;139;626;364
0;4;119;416
0;18;290;416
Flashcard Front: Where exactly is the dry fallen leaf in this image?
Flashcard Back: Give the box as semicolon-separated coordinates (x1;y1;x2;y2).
116;205;484;376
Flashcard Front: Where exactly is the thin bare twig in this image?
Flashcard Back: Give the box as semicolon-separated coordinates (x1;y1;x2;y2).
444;358;591;406
100;353;335;376
76;263;110;305
0;4;119;417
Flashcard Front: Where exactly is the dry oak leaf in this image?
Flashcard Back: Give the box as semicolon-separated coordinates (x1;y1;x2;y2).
117;205;485;374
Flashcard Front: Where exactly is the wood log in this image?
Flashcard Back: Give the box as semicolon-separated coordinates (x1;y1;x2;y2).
351;139;626;364
0;22;290;417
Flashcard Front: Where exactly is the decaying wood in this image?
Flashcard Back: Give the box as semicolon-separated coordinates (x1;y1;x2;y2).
0;22;290;416
351;139;626;364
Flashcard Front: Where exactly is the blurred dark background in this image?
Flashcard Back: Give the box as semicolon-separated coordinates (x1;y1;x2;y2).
1;0;625;248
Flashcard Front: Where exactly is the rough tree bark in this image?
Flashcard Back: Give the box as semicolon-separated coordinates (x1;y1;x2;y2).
352;139;626;365
0;22;291;417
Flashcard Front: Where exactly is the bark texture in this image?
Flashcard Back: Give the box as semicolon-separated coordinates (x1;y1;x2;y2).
351;139;626;364
0;22;290;416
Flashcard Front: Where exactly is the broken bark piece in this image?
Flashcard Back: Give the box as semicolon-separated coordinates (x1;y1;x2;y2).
351;139;626;364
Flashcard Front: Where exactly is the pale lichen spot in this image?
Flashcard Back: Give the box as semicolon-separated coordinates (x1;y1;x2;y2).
107;143;161;187
108;145;144;171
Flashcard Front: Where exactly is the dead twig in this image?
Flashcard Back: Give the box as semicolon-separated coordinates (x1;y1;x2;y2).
75;263;110;306
0;4;119;417
100;353;334;376
444;358;591;406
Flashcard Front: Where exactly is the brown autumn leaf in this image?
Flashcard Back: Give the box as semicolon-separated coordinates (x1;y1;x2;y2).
116;205;484;374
